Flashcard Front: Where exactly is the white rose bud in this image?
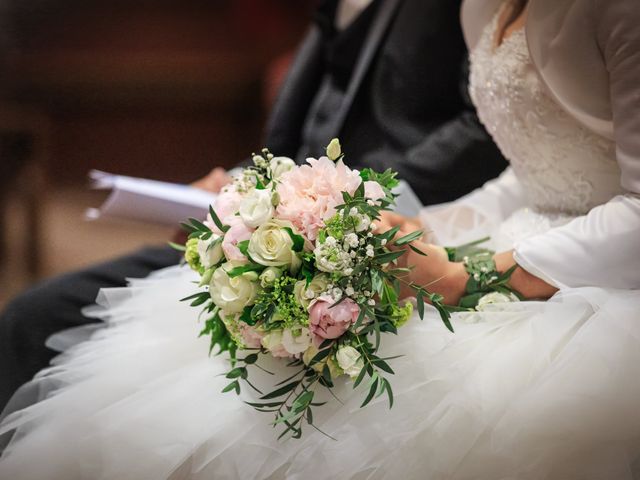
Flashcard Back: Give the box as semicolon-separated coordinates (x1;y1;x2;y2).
269;156;295;180
294;274;330;309
282;328;311;355
197;234;224;269
475;291;520;311
261;330;283;351
326;138;342;161
259;266;282;288
302;345;342;377
239;188;274;228
336;346;364;378
209;261;259;314
248;219;302;272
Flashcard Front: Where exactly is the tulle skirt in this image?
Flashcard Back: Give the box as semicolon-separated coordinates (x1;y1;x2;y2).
2;213;640;479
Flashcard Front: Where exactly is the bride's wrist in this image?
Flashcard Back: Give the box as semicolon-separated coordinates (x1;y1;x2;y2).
442;262;468;305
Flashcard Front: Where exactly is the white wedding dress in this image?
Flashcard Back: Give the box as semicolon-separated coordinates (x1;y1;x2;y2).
2;7;640;480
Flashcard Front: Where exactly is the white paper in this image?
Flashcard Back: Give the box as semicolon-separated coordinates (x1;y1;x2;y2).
85;170;422;228
86;170;217;226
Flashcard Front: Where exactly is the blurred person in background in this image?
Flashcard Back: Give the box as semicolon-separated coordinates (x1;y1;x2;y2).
0;0;506;410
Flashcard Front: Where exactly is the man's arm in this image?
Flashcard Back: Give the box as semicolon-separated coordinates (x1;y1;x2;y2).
361;58;507;206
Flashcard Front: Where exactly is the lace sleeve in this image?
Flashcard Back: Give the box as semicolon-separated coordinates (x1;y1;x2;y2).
514;1;640;290
419;167;527;246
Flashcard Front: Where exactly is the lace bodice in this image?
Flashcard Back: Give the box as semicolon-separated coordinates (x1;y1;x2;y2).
469;5;623;216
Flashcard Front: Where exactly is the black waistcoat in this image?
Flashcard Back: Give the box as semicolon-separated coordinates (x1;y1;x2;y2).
297;0;380;161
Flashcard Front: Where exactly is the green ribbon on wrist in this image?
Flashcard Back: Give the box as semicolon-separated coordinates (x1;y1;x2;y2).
458;253;521;309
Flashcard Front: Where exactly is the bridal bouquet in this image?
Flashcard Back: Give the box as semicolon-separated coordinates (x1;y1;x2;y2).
178;139;451;439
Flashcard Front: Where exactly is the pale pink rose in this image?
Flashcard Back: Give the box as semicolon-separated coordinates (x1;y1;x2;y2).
364;181;386;203
270;344;291;358
238;323;264;349
222;221;253;262
276;157;362;241
309;296;360;346
205;185;243;233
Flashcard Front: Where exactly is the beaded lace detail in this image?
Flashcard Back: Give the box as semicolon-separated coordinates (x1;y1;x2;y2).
469;5;622;216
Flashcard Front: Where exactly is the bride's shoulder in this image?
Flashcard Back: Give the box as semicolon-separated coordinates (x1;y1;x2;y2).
462;0;639;142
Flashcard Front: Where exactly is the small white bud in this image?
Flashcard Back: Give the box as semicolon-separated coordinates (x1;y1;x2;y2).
326;138;342;161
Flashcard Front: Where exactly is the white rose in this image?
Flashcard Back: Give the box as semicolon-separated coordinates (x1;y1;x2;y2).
209;261;259;314
197;234;224;269
261;330;283;350
239;188;274;228
269;156;295;180
303;345;343;377
259;266;283;288
248;219;302;271
336;346;364;378
294;274;330;309
475;291;520;311
282;328;311;355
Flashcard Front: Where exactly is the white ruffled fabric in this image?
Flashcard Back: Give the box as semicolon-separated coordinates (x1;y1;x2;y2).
1;259;640;479
3;2;640;477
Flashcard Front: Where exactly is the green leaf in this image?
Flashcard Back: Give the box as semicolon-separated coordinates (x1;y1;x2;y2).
227;263;264;278
168;241;186;252
309;347;333;366
237;240;250;257
306;408;314;425
371;270;384;296
382;378;394;408
373;250;405;265
222;380;240;394
321;364;334;387
188;217;211;233
180;291;208;302
225;367;246;379
283;227;305;252
190;295;210;307
393;230;424;247
409;244;428;256
292;391;314;413
180;221;198;233
239;306;255;326
379;226;400;242
353;363;368;389
209;205;230;233
371;358;395;375
242;353;259;364
416;291;425;319
352;305;368;331
245;401;282;408
360;378;379;408
260;380;299;400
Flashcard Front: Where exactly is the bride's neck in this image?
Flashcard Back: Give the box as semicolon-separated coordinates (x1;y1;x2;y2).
494;0;528;47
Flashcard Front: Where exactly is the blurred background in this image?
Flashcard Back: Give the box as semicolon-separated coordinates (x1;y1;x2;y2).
0;0;313;308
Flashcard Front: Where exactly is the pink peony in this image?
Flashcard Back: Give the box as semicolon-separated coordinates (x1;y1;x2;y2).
206;185;244;233
222;220;253;262
309;296;360;346
276;157;362;241
238;323;264;349
364;181;386;203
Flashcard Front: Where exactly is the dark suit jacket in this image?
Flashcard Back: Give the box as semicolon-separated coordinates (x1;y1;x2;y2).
262;0;507;206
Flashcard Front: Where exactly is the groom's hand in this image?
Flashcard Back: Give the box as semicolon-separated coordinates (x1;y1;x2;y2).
173;167;232;244
191;167;232;193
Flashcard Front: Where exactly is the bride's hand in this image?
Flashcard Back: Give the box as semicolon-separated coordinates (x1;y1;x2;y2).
376;211;423;239
395;239;468;305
